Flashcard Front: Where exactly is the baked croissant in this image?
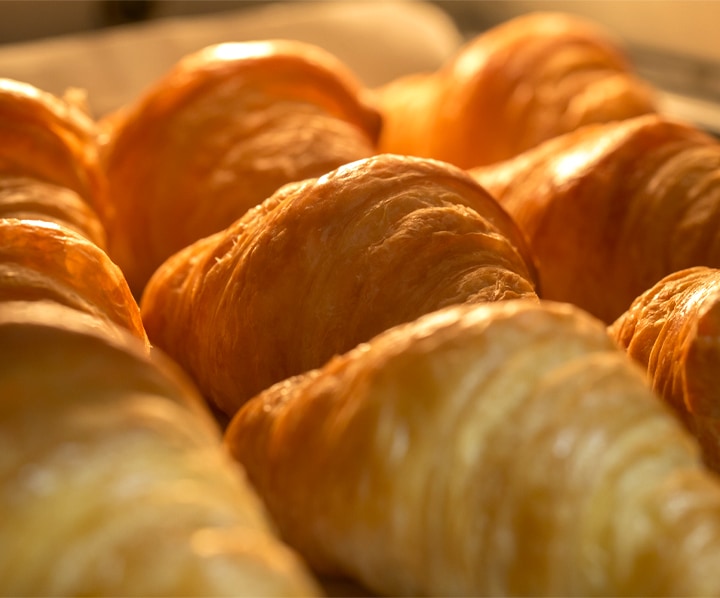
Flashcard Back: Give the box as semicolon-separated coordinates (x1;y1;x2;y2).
0;218;146;343
225;298;720;597
0;176;106;249
98;39;382;296
471;113;720;324
375;11;657;169
0;78;103;211
609;266;720;472
0;79;107;246
141;153;539;418
0;299;321;596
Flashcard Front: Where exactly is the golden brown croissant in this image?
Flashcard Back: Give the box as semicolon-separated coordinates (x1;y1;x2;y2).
0;299;321;596
141;153;539;418
471;113;720;324
609;266;720;472
0;79;108;246
0;79;104;214
0;217;146;343
0;176;106;249
225;298;720;597
375;11;657;169
98;39;382;296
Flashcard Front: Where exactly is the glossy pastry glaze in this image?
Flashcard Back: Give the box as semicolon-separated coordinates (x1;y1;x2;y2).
0;78;104;218
0;300;320;596
376;11;656;168
610;266;720;471
141;153;539;417
226;298;720;596
98;39;382;296
471;114;720;324
0;176;106;248
0;218;146;343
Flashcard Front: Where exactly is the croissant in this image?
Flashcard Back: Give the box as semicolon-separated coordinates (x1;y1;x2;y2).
375;11;657;169
0;79;107;246
609;266;720;472
471;113;720;324
225;298;720;597
98;39;382;296
0;176;106;249
0;217;146;343
0;299;321;596
141;153;539;418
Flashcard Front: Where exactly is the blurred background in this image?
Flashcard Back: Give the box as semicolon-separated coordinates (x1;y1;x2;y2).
0;0;718;132
0;1;261;43
2;1;719;64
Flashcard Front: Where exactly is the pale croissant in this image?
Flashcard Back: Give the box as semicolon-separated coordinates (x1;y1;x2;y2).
226;298;720;597
141;153;539;418
375;11;656;169
610;266;720;472
471;113;720;324
98;39;382;296
0;299;321;597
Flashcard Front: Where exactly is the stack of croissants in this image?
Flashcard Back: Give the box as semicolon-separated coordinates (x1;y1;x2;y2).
5;9;720;597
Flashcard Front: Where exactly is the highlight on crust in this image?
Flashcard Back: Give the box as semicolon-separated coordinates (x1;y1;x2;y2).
5;8;720;596
375;11;657;169
97;38;382;297
140;153;539;418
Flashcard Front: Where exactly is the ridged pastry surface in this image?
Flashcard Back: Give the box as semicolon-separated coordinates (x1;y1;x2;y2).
0;218;145;343
99;39;382;296
472;114;720;324
0;176;106;248
0;300;321;597
141;153;539;417
610;266;720;471
0;78;103;217
376;11;656;168
226;298;720;596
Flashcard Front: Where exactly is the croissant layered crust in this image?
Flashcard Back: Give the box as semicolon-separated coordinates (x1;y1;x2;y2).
98;39;382;296
7;13;720;596
0;176;106;248
375;11;657;169
0;78;104;217
471;114;720;324
610;266;720;471
0;218;145;343
225;298;720;597
141;154;539;417
0;300;320;596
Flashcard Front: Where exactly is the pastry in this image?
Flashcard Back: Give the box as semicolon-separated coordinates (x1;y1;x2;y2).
471;113;720;324
98;39;382;296
226;298;720;597
0;217;146;343
141;153;539;417
375;11;657;169
0;78;107;246
610;266;720;472
0;78;105;220
0;299;320;596
0;176;106;248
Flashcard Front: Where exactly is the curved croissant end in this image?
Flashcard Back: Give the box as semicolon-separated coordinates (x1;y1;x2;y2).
471;114;720;324
376;11;656;169
610;266;720;472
